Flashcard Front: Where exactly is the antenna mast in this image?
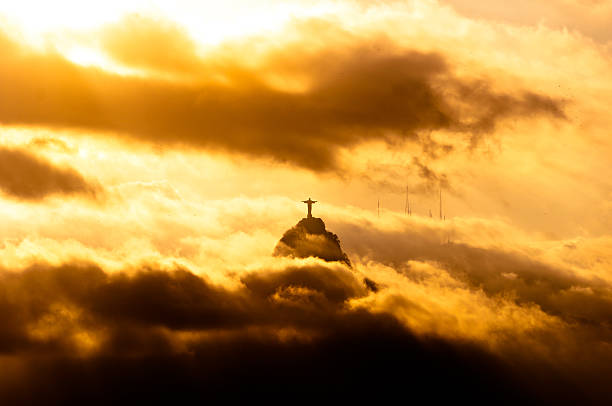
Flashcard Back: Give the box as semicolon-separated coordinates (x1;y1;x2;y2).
439;187;442;220
405;186;411;216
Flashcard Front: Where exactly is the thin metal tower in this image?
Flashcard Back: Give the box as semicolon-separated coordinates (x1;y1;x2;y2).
439;187;442;220
404;186;411;216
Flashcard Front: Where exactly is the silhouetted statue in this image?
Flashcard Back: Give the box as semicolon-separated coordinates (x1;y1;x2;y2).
302;198;317;218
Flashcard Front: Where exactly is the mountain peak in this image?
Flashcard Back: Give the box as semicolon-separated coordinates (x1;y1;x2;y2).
274;216;351;267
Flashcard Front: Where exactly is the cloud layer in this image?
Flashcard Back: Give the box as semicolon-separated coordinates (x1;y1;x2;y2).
0;260;596;404
0;21;565;172
0;190;610;403
0;147;99;200
0;1;610;403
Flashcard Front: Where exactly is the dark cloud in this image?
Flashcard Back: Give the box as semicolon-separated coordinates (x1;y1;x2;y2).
357;157;452;195
0;262;594;404
242;265;364;303
412;157;450;189
2;319;563;404
0;24;565;172
336;221;612;340
0;147;99;200
0;263;364;351
364;276;380;292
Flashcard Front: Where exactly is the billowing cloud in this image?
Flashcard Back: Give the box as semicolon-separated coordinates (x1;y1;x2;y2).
0;147;100;200
0;1;610;403
0;188;609;402
0;260;597;403
336;218;612;332
100;14;204;75
0;21;564;172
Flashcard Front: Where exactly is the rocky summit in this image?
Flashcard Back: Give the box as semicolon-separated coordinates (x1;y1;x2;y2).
274;216;351;267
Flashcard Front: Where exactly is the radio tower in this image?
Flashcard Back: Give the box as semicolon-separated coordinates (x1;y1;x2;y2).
439;187;443;220
404;186;411;216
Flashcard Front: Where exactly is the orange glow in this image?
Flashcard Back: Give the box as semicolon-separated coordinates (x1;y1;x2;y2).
0;1;611;402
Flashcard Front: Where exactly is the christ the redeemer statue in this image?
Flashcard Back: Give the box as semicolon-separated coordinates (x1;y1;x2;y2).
302;198;317;218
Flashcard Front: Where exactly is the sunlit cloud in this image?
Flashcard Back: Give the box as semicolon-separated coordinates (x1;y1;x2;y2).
0;0;611;403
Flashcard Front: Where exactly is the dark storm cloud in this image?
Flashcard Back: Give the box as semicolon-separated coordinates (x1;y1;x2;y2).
412;157;450;189
242;266;364;303
337;221;612;334
0;262;368;350
0;262;592;404
0;23;565;172
0;147;99;200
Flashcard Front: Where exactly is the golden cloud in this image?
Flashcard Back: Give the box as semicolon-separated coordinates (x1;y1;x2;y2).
0;21;565;172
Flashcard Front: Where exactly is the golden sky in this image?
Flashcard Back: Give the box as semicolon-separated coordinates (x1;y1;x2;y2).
1;0;612;402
